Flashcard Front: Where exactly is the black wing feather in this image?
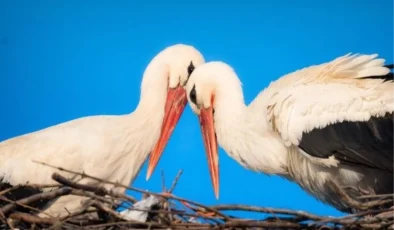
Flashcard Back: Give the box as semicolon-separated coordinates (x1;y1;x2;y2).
299;113;394;172
299;64;394;173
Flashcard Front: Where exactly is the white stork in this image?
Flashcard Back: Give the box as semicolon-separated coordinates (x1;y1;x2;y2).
184;54;393;213
0;44;205;217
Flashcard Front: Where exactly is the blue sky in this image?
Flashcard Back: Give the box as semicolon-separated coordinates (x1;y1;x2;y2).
0;0;392;218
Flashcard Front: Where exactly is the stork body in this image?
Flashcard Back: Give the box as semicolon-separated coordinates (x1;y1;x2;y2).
0;44;205;217
185;54;393;213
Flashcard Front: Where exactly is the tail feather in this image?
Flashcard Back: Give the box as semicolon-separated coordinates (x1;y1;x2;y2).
384;64;394;69
331;54;391;80
361;63;393;82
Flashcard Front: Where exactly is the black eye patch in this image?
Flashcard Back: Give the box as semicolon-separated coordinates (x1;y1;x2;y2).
187;61;195;76
189;84;197;105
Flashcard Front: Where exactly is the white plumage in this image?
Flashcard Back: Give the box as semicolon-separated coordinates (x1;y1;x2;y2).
0;44;205;217
185;53;393;213
258;54;392;147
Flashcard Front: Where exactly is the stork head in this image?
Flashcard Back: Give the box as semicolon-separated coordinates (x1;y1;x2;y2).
146;44;205;180
185;61;243;198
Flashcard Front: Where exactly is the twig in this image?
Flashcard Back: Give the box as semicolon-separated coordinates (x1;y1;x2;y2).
52;173;107;196
210;204;322;221
161;170;166;193
9;212;57;225
9;161;389;230
89;200;125;220
0;184;59;196
70;189;114;206
168;170;183;194
52;172;137;203
222;219;303;228
34;161;231;220
0;196;55;218
0;187;72;215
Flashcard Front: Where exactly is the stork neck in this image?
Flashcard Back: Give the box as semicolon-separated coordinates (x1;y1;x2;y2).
121;57;169;159
112;102;166;187
108;56;171;188
128;58;168;143
214;99;288;175
135;57;169;114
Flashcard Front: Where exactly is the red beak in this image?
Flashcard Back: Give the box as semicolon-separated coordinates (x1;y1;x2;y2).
199;107;219;198
146;86;188;180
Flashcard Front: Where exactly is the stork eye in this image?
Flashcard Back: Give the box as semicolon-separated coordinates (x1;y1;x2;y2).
187;61;195;76
189;84;197;105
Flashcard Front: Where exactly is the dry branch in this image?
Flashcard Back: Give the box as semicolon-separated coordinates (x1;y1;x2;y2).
0;163;392;230
1;187;72;215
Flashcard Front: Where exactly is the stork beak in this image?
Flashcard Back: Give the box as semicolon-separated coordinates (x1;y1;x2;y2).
199;107;219;199
146;86;187;180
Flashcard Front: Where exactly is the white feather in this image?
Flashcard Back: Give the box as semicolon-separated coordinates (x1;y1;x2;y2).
185;53;393;213
255;54;393;147
0;44;205;217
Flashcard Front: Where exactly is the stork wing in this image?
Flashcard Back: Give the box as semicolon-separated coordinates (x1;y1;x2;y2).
0;115;125;213
262;54;394;172
0;116;114;186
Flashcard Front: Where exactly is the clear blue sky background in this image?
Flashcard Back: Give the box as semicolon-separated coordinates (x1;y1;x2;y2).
0;0;392;218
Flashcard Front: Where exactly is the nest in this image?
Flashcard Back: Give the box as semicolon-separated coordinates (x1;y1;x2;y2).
0;162;393;230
